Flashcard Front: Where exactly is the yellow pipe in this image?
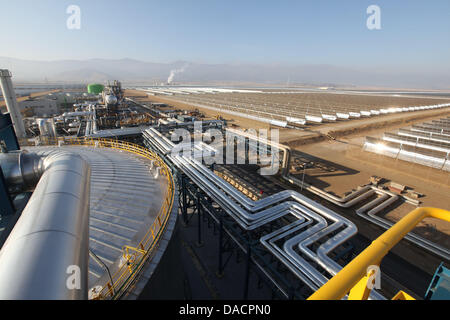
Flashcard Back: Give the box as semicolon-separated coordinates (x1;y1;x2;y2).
308;207;450;300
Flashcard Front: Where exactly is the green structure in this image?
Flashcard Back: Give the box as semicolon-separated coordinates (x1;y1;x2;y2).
87;83;104;95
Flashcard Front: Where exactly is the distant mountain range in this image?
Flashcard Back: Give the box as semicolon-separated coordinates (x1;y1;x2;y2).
1;56;449;89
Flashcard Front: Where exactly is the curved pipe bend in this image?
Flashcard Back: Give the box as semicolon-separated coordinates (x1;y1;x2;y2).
0;150;91;300
144;127;362;297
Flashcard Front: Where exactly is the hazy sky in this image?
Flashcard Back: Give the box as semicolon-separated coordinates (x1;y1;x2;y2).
1;0;449;72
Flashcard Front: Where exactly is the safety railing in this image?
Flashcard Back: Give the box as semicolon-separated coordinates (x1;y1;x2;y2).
308;207;450;300
31;136;175;300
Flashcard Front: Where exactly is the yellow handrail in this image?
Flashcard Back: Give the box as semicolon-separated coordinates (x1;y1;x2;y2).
308;207;450;300
34;137;175;299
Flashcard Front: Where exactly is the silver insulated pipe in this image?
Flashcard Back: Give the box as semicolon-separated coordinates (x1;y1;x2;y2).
0;150;91;300
0;151;44;193
143;127;387;299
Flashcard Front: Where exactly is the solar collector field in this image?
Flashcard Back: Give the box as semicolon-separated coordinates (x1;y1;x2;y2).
364;116;450;172
148;90;450;127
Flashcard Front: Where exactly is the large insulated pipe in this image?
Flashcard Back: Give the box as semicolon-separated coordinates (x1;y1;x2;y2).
0;70;26;139
0;151;91;299
0;151;43;192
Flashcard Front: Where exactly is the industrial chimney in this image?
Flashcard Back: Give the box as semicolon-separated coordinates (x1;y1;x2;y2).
0;70;26;139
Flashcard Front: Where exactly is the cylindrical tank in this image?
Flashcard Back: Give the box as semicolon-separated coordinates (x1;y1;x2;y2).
87;84;104;95
105;94;118;105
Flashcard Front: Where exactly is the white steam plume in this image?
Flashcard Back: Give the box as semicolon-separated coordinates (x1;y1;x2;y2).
167;63;189;84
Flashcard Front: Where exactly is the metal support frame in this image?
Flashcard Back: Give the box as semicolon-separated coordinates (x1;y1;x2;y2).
217;213;224;278
425;262;450;300
216;211;236;279
196;193;203;247
142;135;358;300
175;168;279;298
174;165;322;300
